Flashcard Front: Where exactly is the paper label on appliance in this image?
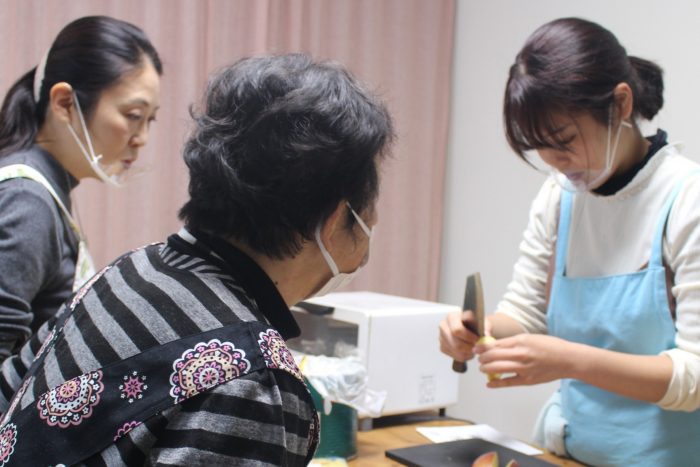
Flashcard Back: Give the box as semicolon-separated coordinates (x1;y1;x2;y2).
418;374;436;404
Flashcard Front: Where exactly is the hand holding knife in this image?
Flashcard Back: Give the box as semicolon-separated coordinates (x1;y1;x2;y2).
452;272;484;373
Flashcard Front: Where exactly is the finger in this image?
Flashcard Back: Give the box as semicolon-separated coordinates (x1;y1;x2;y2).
439;322;474;361
486;373;522;388
457;310;479;335
474;334;521;354
473;338;503;355
445;312;479;344
479;359;520;376
440;337;474;362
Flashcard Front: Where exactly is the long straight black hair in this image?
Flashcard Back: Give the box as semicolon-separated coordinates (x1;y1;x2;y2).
504;17;663;159
0;15;162;158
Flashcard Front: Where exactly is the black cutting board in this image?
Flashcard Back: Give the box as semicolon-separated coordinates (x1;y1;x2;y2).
385;438;557;467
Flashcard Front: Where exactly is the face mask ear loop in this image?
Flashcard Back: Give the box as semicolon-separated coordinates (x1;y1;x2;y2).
610;119;628;165
72;92;101;164
65;123;92;162
346;202;372;237
314;225;340;276
606;106;614;171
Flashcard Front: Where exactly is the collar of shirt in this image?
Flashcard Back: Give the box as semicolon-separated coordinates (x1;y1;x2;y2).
593;129;668;196
167;229;301;339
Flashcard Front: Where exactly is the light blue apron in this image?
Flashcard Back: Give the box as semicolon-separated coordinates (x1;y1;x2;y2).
548;180;700;466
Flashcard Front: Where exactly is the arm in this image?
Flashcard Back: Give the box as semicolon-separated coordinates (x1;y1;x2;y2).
439;179;559;361
476;334;673;402
148;370;316;466
478;169;700;406
0;315;57;414
0;182;62;360
656;171;700;411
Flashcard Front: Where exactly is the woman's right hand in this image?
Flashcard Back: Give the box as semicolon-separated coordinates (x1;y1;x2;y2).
439;310;484;362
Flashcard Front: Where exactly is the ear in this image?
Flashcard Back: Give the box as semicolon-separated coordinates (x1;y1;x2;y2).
318;200;347;253
613;82;634;121
47;82;75;124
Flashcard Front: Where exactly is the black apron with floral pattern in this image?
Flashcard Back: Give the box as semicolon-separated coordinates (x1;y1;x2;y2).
0;261;319;466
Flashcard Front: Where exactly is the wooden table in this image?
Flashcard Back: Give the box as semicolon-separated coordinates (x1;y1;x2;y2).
348;412;584;466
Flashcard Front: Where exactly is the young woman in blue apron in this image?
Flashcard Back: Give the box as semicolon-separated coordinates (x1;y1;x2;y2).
440;17;700;466
0;16;161;363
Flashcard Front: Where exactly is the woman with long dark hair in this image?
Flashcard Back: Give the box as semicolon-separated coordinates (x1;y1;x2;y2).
0;16;162;362
440;17;700;465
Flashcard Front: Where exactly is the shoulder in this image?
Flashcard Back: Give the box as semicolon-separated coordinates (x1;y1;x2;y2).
657;149;700;208
532;177;562;211
0;159;62;221
0;177;63;252
656;149;700;250
524;177;561;241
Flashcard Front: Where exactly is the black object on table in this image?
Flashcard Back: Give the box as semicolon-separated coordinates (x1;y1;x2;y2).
386;438;557;467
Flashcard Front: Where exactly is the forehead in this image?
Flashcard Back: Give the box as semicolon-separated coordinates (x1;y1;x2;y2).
549;111;605;134
97;60;161;109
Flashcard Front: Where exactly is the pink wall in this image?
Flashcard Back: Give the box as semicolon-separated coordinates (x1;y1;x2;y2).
0;0;455;300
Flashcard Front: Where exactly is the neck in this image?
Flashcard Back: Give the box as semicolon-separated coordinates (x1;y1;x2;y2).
614;126;650;175
35;121;90;180
228;239;327;307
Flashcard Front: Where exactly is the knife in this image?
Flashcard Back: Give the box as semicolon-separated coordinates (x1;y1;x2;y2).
452;272;484;373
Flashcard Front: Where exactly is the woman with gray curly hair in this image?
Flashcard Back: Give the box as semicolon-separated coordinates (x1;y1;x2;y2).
0;53;393;466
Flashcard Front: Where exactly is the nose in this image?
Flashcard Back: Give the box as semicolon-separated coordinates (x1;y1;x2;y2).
129;121;150;148
537;148;571;170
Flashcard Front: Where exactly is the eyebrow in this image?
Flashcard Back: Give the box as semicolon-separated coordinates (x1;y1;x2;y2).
549;124;572;135
123;98;159;110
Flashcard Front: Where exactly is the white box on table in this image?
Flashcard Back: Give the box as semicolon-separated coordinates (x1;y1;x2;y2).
289;291;460;416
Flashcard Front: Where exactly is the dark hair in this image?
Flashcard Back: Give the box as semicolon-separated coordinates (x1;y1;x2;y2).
0;15;162;157
179;53;394;259
504;17;664;158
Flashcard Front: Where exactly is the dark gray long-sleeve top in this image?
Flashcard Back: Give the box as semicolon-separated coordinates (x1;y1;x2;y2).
0;145;78;361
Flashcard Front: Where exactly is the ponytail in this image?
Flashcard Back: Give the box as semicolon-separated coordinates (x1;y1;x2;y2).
0;69;40;158
629;56;664;120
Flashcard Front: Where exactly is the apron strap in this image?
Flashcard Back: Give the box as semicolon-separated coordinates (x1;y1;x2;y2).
649;171;700;267
0;164;83;240
554;189;573;277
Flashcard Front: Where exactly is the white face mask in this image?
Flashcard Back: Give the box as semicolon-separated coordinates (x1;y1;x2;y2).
65;91;125;188
553;110;633;193
314;202;373;296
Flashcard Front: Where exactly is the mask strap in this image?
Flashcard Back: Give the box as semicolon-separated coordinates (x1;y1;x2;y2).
606;109;614;167
606;103;633;168
65;123;92;162
314;225;340;276
316;202;372;277
346;202;372;237
71;92;100;163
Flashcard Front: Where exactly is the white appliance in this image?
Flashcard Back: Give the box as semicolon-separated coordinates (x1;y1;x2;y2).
289;291;460;418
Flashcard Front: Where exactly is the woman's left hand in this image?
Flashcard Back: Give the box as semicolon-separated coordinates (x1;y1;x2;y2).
475;334;575;387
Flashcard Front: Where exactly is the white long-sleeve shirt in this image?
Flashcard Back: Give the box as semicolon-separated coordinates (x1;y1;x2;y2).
497;142;700;412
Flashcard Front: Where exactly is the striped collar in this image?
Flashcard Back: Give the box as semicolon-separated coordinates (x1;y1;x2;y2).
167;228;301;339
